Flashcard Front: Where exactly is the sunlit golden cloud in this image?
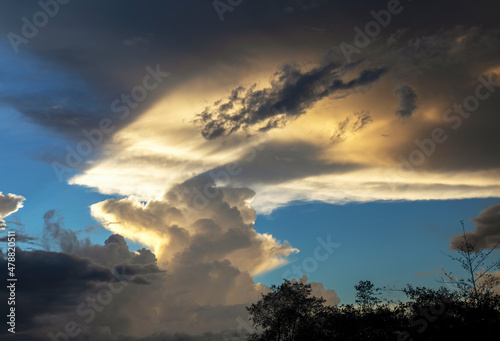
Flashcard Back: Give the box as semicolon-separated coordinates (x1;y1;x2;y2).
72;50;500;213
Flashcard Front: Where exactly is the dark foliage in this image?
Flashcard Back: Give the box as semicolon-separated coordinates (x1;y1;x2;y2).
246;280;500;341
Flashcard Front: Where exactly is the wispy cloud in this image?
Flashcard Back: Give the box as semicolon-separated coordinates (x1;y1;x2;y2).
195;63;387;139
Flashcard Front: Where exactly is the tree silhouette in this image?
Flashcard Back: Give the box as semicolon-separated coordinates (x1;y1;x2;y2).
245;220;500;340
440;220;500;307
354;280;381;311
246;279;328;341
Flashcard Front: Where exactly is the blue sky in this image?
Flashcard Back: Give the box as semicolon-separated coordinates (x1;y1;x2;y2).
0;106;109;242
255;198;500;303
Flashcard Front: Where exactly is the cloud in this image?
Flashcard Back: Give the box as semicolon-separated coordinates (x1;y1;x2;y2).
286;0;330;11
394;85;417;118
67;26;500;215
0;236;163;340
18;176;289;337
293;275;340;306
450;203;500;250
1;1;499;180
0;233;36;244
90;175;298;276
0;219;165;340
0;248;116;338
42;209;92;253
195;63;387;139
123;36;150;47
0;205;270;340
0;192;25;229
39;210;161;271
330;111;373;143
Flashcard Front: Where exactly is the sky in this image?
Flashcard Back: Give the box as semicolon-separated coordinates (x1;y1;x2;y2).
0;0;500;340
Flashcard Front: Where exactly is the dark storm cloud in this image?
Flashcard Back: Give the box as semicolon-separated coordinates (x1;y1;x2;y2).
0;0;296;144
450;203;500;251
389;27;500;172
394;85;417;118
0;232;160;340
0;213;38;247
0;47;116;144
199;140;364;188
0;249;114;334
0;0;481;135
195;63;387;139
0;0;496;157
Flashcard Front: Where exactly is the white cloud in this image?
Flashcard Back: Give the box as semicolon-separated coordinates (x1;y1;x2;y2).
90;177;297;277
0;192;25;229
81;177;302;335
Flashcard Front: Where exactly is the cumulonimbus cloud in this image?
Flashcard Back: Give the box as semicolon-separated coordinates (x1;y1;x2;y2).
0;184;339;339
90;175;298;276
